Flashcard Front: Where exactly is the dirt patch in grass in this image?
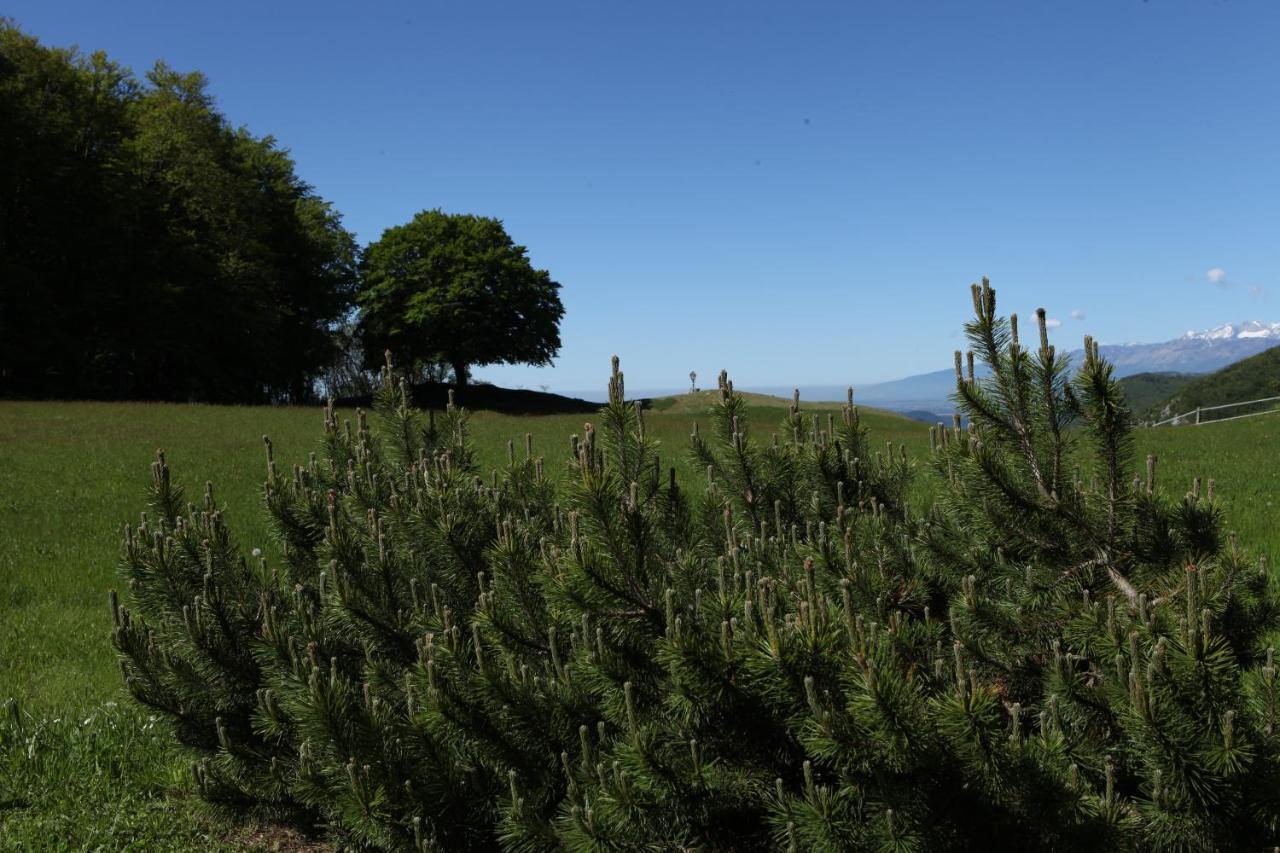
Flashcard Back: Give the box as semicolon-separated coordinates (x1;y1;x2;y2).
230;821;330;852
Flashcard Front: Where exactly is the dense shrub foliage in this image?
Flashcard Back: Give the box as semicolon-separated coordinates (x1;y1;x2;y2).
0;23;357;402
113;283;1280;850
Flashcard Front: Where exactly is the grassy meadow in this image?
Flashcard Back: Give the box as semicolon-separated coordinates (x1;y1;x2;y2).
1139;414;1280;558
1;395;1275;847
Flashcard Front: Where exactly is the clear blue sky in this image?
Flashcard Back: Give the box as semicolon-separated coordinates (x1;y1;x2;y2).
10;1;1279;394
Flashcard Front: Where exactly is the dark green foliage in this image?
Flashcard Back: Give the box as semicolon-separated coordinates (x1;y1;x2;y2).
115;282;1280;850
0;23;357;402
1142;346;1280;423
356;210;564;386
1116;373;1199;418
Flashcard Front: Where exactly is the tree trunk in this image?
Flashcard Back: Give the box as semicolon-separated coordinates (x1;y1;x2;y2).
451;359;470;387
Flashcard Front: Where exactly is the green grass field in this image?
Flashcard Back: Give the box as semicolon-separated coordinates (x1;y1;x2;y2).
1;397;1275;847
1138;415;1280;558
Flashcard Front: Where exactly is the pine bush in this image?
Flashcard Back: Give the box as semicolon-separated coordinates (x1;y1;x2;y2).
113;281;1280;851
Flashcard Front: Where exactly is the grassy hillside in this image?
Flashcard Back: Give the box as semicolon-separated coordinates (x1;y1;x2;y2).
649;388;852;414
1144;344;1280;422
1137;414;1280;557
1117;371;1199;415
0;397;924;713
1;397;1275;847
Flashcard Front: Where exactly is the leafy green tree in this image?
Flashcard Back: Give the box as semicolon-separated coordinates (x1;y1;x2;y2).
0;23;135;396
356;210;565;386
115;282;1280;851
0;23;357;402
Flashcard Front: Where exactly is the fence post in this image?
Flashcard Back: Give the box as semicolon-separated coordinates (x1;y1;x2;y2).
1195;407;1201;426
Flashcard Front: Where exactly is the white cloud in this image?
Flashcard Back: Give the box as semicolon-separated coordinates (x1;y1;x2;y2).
1070;309;1085;320
1204;267;1268;297
1045;318;1062;328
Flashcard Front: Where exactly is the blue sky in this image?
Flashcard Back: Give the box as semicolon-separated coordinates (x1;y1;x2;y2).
11;1;1279;394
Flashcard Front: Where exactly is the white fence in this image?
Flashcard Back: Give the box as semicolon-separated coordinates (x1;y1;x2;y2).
1149;395;1280;428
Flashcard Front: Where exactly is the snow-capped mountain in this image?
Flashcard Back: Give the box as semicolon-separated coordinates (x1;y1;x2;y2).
762;320;1280;421
1181;321;1280;342
1096;321;1280;375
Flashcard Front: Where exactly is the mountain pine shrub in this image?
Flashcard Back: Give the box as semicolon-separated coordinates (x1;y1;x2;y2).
112;281;1280;851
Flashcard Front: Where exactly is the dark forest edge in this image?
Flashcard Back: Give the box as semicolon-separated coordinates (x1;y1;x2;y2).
0;22;356;403
1;23;564;405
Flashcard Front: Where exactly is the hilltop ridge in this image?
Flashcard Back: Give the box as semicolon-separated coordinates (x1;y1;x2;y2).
1144;346;1280;422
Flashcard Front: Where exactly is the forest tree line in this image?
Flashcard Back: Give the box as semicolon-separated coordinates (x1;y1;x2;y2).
0;23;562;403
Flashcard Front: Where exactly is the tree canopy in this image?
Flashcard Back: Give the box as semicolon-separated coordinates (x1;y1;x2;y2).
0;23;357;402
356;210;564;385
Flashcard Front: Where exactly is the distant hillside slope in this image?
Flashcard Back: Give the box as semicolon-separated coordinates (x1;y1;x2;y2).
1144;346;1280;422
649;389;920;423
1117;372;1200;415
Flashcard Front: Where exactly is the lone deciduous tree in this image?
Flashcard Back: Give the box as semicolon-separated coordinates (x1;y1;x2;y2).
356;210;564;386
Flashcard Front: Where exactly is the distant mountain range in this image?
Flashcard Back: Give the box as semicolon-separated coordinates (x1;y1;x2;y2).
1099;321;1280;374
747;320;1280;422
